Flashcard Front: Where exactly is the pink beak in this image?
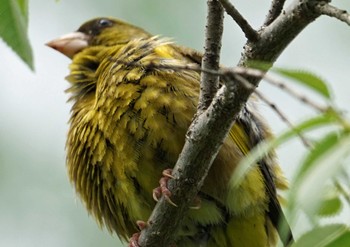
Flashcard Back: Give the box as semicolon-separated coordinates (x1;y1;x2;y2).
46;32;90;59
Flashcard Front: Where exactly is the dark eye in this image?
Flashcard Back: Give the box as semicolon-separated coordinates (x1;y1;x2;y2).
97;19;113;28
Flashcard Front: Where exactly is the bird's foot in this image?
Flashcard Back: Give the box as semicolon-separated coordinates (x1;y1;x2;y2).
152;168;201;209
129;233;141;247
152;169;178;207
128;221;148;247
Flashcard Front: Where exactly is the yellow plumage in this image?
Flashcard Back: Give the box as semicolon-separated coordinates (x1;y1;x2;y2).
47;17;292;246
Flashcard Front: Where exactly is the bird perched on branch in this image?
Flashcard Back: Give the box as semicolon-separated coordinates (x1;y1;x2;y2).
47;17;293;247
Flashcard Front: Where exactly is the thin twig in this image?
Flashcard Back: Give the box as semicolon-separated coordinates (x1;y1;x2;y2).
218;0;259;41
198;0;224;111
334;179;350;205
229;67;329;113
128;59;328;114
263;74;329;112
233;74;313;148
128;56;317;148
315;3;350;26
264;0;286;26
254;90;313;148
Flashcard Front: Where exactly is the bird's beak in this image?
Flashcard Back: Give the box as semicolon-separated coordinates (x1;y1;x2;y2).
46;32;90;59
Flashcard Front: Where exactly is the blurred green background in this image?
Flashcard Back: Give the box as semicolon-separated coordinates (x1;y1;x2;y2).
1;1;350;246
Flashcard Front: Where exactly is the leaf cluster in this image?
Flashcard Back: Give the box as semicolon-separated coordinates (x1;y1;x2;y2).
236;69;350;246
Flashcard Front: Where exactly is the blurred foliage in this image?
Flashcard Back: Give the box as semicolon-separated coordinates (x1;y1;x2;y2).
0;0;33;70
236;69;350;246
293;224;350;247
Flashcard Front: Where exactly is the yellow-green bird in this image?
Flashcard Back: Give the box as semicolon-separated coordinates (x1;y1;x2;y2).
47;17;293;247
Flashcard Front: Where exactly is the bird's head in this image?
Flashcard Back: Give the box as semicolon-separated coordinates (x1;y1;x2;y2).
46;17;151;59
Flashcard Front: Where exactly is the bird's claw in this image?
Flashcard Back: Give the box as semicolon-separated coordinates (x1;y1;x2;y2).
129;233;141;247
136;220;148;230
162;168;175;179
152;169;178;207
128;221;148;247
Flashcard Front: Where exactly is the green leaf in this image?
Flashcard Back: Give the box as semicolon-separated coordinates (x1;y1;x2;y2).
329;229;350;247
274;68;331;99
229;113;337;188
0;0;33;70
292;224;350;247
317;195;342;217
246;60;273;71
16;0;28;22
293;131;350;215
296;132;339;179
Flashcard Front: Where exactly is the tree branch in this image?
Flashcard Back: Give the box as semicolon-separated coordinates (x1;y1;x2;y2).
262;73;328;113
238;0;329;69
137;0;330;246
198;0;224;111
227;72;313;148
218;0;259;41
264;0;286;26
138;0;224;245
315;3;350;26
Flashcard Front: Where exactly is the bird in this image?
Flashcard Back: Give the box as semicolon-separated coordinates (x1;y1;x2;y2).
47;17;293;247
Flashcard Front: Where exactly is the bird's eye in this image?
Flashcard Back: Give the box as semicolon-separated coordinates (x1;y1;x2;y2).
98;19;113;28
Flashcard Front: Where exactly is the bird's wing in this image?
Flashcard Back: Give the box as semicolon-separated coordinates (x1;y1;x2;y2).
236;107;294;246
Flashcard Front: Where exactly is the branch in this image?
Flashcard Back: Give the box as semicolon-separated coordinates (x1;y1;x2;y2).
315;3;350;26
231;67;329;113
198;0;224;111
224;72;313;148
238;0;328;69
228;73;312;148
262;73;328;113
219;0;259;41
138;0;224;245
138;0;329;246
264;0;286;26
253;89;313;148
